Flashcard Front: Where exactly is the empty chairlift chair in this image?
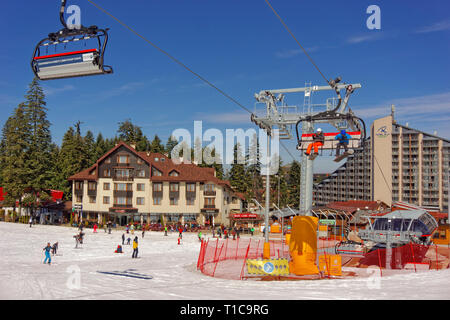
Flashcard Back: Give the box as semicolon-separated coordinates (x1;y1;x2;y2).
31;1;113;80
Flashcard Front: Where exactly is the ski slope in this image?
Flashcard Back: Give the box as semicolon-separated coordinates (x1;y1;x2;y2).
0;222;449;300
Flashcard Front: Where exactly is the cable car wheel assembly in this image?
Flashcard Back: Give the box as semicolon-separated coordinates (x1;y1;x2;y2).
31;0;113;80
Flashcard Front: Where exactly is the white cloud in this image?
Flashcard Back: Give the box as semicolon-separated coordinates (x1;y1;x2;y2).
416;20;450;33
195;112;251;124
346;33;383;44
42;84;75;96
355;92;450;119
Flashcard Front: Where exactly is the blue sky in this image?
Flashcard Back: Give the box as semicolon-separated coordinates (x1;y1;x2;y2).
0;0;449;172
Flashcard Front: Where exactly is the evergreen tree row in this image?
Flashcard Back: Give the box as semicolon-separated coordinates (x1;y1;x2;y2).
0;78;301;209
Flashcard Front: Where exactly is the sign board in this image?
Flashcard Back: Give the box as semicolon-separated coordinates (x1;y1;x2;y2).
73;204;82;210
233;213;259;219
319;219;335;225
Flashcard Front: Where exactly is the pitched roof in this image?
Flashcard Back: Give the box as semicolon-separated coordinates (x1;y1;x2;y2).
326;200;389;213
68;142;233;189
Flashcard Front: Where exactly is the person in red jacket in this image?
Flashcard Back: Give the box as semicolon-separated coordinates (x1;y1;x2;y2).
93;223;98;233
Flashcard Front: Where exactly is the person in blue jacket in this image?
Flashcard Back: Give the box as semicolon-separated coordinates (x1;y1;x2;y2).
335;130;352;156
43;243;52;265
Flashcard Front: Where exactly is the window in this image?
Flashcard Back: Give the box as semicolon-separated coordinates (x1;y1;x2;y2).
153;183;162;192
136;197;145;205
205;184;215;192
170;197;178;205
170;183;179;192
75;195;83;203
75;181;83;190
114;183;132;191
137;183;145;191
103;196;110;204
152;167;162;176
114;197;132;205
103;169;111;177
169;170;179;177
103;183;110;191
105;157;111;164
153;197;162;205
154;157;159;162
88;182;96;191
137;169;146;178
89;196;96;203
205;198;215;206
186;183;195;192
137;158;143;164
115;169;131;178
117;155;129;164
186;198;195;206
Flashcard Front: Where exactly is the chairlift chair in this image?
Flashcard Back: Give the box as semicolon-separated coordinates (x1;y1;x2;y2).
31;0;113;80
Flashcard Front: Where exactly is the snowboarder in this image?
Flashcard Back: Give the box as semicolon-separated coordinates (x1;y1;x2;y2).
122;233;125;245
335;129;352;156
93;223;98;233
132;237;138;258
43;243;52;264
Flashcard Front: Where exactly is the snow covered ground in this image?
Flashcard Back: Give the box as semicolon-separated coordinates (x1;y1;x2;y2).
0;221;449;300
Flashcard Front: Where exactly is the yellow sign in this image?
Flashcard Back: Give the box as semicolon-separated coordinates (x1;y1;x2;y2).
318;255;342;276
246;258;289;276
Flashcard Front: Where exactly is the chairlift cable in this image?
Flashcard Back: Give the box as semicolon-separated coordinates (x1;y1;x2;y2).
86;0;298;162
86;0;253;115
264;0;329;85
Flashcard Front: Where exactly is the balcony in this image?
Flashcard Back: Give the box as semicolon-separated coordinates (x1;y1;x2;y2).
203;191;216;196
113;176;134;182
203;204;216;209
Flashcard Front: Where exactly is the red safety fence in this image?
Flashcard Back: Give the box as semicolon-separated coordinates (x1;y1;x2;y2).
197;237;450;280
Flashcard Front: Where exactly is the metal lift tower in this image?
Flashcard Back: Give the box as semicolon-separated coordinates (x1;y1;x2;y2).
251;81;363;217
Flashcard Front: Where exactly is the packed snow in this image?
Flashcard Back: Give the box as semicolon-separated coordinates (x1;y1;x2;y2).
0;221;449;300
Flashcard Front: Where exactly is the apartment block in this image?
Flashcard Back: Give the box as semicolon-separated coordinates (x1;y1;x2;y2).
314;115;449;212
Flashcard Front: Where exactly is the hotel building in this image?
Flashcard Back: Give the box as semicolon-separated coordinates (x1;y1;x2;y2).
314;115;450;212
68;142;242;226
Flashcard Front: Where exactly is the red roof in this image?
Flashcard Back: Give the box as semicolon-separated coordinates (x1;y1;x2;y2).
326;200;388;213
68;141;234;189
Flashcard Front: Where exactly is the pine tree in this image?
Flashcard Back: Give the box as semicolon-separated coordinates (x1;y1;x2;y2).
0;104;30;209
287;161;301;209
117;119;149;151
84;130;96;166
229;143;247;193
150;135;165;154
165;135;178;158
94;133;108;160
23;77;53;194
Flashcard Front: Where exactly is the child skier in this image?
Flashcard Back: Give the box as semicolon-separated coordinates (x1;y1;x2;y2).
43;243;52;264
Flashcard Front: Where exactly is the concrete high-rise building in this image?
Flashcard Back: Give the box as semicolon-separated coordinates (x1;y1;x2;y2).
314;115;450;212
